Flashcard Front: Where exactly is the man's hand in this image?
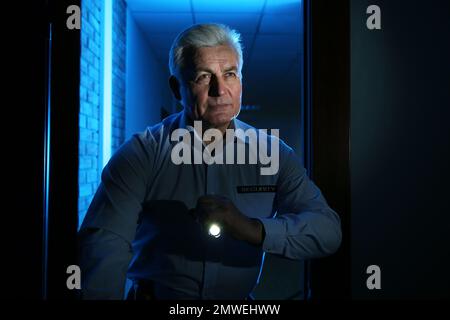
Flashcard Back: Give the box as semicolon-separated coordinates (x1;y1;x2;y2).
192;195;265;246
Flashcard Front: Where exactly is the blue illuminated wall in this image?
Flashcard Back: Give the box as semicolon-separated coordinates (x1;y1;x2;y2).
79;0;102;225
111;0;127;154
125;10;173;140
79;0;127;226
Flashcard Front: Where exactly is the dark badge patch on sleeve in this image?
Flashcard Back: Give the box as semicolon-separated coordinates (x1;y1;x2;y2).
237;185;277;193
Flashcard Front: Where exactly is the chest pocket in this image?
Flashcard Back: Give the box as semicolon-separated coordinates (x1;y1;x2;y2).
233;185;277;219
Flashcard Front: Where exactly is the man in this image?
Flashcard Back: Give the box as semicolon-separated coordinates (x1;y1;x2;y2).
78;23;342;300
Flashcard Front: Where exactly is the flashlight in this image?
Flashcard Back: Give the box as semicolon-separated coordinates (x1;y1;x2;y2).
208;223;221;238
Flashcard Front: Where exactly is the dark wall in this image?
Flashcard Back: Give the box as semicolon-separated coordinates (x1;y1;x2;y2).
5;0;80;299
4;0;47;299
46;0;80;300
351;0;450;298
308;0;351;300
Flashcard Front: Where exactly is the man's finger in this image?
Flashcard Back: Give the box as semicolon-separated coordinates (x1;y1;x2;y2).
197;197;220;211
197;195;219;204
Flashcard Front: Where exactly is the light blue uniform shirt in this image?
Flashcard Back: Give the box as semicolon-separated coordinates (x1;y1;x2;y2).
79;111;342;299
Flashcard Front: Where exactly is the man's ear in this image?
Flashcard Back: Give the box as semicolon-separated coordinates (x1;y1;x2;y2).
169;75;182;101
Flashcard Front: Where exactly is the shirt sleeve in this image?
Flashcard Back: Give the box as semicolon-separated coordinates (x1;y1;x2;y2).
78;132;154;299
257;143;342;260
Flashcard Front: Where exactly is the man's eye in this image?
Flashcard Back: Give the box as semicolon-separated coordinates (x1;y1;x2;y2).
196;74;211;82
225;72;237;78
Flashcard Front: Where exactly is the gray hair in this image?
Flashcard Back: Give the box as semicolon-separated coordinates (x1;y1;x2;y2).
169;23;243;78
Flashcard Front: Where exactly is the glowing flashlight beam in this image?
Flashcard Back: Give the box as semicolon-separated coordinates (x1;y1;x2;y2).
208;223;221;238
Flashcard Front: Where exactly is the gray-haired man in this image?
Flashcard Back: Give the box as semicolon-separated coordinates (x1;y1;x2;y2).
79;23;342;300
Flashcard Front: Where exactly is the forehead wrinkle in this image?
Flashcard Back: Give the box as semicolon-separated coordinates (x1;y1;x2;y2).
194;46;237;65
194;58;238;75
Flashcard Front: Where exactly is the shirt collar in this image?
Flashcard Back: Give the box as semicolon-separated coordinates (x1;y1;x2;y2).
179;109;248;144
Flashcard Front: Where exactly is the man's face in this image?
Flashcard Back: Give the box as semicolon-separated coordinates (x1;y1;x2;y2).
176;45;242;129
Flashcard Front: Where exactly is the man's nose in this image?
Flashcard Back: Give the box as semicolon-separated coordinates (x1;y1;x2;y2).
209;76;226;97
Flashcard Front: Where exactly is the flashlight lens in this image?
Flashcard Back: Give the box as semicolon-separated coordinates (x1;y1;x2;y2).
208;224;221;238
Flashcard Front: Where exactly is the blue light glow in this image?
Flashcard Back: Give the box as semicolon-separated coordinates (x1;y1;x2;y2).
193;0;265;13
102;0;112;168
42;22;52;300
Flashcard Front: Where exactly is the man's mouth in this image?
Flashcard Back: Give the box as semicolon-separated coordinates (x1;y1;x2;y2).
211;103;232;108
